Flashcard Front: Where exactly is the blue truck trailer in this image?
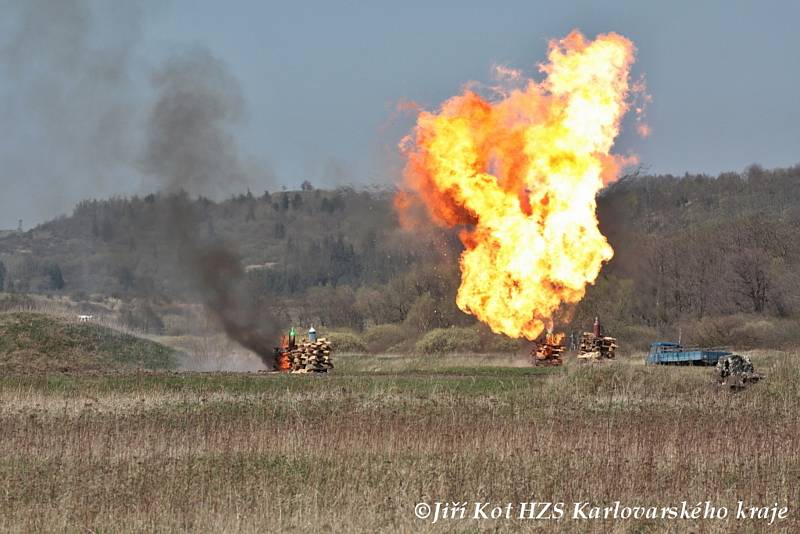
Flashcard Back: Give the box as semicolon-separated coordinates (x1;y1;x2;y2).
645;342;731;366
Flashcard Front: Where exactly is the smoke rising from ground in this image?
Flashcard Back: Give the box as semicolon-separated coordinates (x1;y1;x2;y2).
143;49;282;368
143;48;246;197
0;1;275;230
0;1;282;366
0;0;146;229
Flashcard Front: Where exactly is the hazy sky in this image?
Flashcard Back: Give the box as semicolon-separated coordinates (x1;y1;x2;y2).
1;0;799;228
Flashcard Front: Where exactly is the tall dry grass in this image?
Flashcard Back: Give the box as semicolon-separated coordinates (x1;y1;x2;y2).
0;352;797;532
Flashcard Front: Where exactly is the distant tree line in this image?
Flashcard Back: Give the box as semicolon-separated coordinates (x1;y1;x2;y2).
2;166;800;348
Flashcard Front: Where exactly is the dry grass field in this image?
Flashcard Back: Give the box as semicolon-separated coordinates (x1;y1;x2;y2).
0;352;798;533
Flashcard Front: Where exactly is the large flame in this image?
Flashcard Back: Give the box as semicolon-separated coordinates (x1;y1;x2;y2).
398;31;639;340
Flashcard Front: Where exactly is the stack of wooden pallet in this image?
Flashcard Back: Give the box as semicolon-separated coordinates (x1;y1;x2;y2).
577;333;617;360
289;338;334;373
531;333;566;366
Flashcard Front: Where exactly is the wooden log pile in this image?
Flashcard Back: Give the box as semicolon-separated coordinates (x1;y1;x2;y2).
531;333;566;366
289;338;334;373
577;332;617;360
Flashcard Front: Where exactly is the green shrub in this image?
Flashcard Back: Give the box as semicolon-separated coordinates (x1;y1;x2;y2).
729;318;779;348
685;315;752;348
681;314;787;349
363;323;409;353
480;332;520;353
325;331;368;353
468;322;521;353
415;327;482;354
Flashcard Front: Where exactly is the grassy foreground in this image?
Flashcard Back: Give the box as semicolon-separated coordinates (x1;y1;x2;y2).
0;352;798;533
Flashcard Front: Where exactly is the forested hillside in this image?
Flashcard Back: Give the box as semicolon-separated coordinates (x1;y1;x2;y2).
1;164;799;350
590;164;800;345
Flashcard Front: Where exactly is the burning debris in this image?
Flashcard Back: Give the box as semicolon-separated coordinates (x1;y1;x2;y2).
530;331;566;366
577;317;618;361
275;331;294;372
274;327;334;373
397;31;641;342
716;354;762;390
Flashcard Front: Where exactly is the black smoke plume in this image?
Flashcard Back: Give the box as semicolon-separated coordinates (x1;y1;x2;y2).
0;0;145;228
143;48;282;368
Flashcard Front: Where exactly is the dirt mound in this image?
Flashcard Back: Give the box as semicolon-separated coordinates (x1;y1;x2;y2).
0;312;180;373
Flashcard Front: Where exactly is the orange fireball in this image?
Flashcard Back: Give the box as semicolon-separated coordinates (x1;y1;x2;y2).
399;30;639;340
